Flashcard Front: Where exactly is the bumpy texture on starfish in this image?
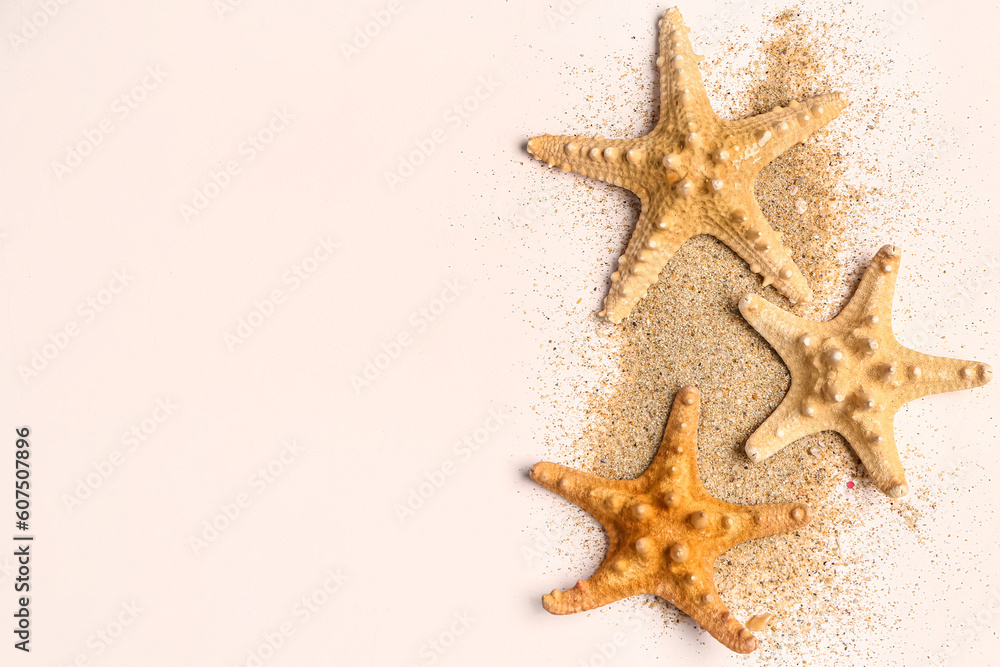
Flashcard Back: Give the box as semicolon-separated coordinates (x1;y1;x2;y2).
526;7;848;323
530;386;812;654
739;245;993;498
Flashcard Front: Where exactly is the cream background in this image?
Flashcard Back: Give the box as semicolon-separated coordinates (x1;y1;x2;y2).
0;0;998;665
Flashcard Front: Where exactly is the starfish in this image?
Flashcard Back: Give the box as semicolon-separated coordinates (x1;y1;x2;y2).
526;7;848;323
738;245;993;498
529;386;813;654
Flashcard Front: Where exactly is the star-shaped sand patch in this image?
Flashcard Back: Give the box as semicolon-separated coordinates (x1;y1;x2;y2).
529;386;812;654
738;245;993;497
526;7;848;323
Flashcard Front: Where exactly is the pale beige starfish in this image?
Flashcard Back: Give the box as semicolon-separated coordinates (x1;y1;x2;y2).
526;7;847;323
739;245;993;498
530;386;813;654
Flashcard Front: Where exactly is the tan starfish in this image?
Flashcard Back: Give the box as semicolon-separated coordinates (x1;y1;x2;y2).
529;386;812;654
526;7;848;323
739;245;993;498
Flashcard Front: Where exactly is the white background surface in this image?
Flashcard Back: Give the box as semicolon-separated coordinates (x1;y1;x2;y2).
1;0;998;665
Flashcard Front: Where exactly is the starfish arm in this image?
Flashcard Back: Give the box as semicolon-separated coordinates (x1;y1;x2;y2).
526;134;645;192
743;392;818;463
838;414;908;497
835;244;902;325
640;386;703;482
602;199;693;323
888;348;993;404
529;461;623;523
665;575;760;654
734;500;814;542
541;559;646;615
711;202;812;302
737;293;813;358
656;9;718;129
726;92;848;177
664;500;811;653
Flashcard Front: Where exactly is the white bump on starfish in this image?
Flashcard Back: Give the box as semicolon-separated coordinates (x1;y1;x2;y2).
826;348;845;367
853;390;876;410
635;537;654;555
633;503;653;520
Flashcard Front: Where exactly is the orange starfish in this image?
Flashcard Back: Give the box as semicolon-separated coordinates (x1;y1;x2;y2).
530;386;813;653
526;7;847;323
